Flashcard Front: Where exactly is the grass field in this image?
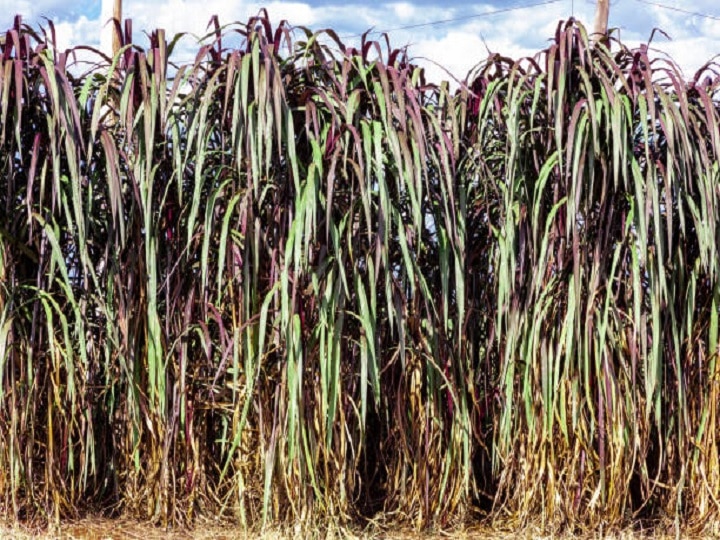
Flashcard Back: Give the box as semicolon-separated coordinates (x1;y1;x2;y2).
1;12;720;535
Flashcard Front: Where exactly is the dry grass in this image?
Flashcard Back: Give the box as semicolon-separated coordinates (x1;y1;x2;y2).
0;517;703;539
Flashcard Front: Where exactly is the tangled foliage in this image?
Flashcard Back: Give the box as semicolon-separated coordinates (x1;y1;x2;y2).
1;13;720;533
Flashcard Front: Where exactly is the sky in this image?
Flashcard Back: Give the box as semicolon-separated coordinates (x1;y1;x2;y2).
0;0;718;84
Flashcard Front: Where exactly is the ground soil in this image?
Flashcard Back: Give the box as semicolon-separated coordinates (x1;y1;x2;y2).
0;517;688;540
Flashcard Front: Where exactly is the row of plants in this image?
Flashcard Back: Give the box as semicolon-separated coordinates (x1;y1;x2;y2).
0;12;719;532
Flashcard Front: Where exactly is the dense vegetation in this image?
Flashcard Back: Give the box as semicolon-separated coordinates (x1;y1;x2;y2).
1;12;719;533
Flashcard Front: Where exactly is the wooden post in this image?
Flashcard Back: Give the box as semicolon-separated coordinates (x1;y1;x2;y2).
112;0;122;56
592;0;610;46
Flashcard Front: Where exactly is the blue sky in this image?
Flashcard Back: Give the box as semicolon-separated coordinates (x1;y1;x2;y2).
1;0;718;83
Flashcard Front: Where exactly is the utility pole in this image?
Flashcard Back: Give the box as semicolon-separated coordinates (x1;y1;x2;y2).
112;0;122;56
101;0;123;56
592;0;610;46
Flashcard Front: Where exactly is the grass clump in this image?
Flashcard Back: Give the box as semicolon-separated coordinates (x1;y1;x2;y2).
1;12;719;535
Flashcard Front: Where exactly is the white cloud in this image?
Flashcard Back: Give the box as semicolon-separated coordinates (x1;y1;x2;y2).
249;2;318;26
412;31;489;83
0;0;97;27
1;1;717;85
649;38;720;79
53;15;100;49
2;1;33;20
400;1;570;82
392;2;417;21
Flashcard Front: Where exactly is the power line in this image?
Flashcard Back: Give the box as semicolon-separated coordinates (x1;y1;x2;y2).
635;0;720;21
341;0;563;39
167;0;568;63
